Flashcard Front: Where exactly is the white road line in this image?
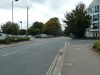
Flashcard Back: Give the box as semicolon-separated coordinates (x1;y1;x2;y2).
65;41;70;46
65;41;67;47
1;41;48;57
2;51;19;56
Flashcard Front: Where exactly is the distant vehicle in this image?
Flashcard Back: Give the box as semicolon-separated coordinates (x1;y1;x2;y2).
28;35;32;38
0;33;11;43
40;34;48;38
17;35;31;38
35;34;48;38
35;35;41;38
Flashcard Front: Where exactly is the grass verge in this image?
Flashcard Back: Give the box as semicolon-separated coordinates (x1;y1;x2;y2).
92;40;100;55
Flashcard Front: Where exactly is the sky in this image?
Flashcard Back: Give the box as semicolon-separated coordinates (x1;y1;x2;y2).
0;0;93;29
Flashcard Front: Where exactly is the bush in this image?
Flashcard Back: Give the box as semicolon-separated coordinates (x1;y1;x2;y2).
93;40;100;51
5;38;11;44
9;35;30;42
0;35;30;44
13;36;30;42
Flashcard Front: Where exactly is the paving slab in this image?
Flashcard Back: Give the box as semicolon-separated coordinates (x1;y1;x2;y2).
62;45;100;75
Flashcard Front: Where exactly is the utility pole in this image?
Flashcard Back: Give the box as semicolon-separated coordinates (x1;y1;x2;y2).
12;1;13;24
12;0;19;26
12;0;19;39
19;21;22;30
27;6;29;37
19;21;22;36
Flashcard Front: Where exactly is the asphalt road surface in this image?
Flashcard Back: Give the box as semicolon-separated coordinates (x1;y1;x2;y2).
0;37;67;75
0;37;95;75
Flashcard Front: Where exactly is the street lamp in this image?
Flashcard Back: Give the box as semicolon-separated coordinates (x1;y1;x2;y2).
19;21;22;36
27;6;29;37
12;0;19;24
12;0;19;39
19;21;22;30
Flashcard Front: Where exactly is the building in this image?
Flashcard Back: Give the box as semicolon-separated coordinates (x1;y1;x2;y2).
88;0;100;38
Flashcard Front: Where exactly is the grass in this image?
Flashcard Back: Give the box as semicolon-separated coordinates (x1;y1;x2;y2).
93;40;100;51
91;40;100;56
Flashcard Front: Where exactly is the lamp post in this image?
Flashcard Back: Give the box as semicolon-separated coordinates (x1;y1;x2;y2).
12;0;19;38
12;0;19;24
19;21;22;36
27;6;29;37
19;21;22;30
12;1;13;24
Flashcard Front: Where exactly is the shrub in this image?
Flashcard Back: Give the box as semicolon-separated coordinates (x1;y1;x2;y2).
5;38;11;44
14;37;30;42
9;35;30;42
93;40;100;51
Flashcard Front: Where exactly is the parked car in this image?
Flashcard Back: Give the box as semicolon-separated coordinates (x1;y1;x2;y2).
40;34;48;38
35;35;41;38
0;33;11;43
35;34;48;38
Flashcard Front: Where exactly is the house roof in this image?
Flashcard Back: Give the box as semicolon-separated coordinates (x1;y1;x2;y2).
89;0;100;7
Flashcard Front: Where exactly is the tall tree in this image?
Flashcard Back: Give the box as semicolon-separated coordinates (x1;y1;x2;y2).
1;21;19;35
19;29;27;35
63;3;91;38
28;28;36;35
29;21;44;35
45;17;61;36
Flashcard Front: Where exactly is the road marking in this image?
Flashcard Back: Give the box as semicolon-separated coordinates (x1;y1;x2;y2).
65;41;67;47
1;41;48;57
2;51;19;56
65;41;70;46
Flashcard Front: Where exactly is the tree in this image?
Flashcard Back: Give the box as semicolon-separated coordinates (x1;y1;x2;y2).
63;3;91;38
29;21;44;35
31;21;44;33
1;21;19;35
19;29;27;35
28;28;36;35
45;17;62;36
64;26;70;36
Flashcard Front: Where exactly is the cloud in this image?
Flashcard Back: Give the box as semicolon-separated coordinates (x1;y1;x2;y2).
0;0;92;9
30;0;70;10
0;0;78;11
0;0;93;29
0;0;11;9
46;0;66;10
0;0;33;9
30;0;45;3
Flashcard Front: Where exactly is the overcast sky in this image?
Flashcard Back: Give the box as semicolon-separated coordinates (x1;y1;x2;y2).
0;0;93;29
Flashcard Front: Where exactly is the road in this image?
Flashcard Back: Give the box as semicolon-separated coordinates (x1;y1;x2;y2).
0;37;67;75
0;37;95;75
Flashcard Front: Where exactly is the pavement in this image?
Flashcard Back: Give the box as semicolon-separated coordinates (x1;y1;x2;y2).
62;44;100;75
